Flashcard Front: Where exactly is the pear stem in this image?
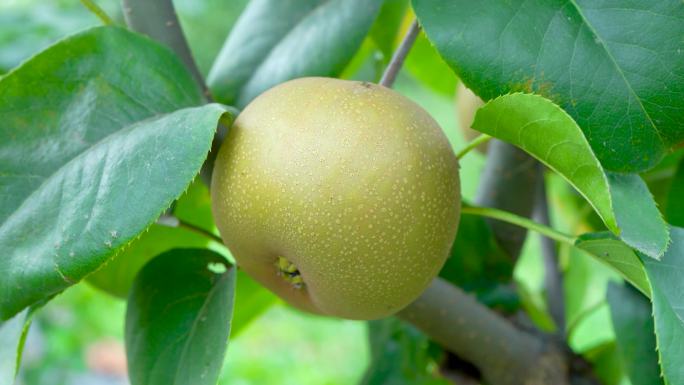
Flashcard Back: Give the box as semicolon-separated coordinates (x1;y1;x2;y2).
454;134;492;160
379;20;420;88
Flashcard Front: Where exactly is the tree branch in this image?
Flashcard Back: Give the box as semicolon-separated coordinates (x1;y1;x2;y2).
121;0;209;99
398;278;568;385
475;140;541;258
379;20;420;88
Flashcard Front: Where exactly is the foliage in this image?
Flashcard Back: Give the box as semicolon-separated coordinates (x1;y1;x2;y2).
1;0;683;384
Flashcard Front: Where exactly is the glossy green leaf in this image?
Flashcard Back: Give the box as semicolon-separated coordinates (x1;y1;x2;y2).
231;270;279;337
0;104;226;320
575;233;650;298
642;227;684;385
126;249;235;385
472;93;668;259
667;158;684;227
0;26;202;224
0;309;28;385
0;26;230;320
207;0;382;107
607;283;663;385
361;318;449;385
413;0;684;172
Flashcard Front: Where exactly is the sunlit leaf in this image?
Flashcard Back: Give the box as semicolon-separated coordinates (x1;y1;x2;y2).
414;0;684;172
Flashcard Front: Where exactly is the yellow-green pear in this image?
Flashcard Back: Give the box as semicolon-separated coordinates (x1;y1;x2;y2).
211;77;461;320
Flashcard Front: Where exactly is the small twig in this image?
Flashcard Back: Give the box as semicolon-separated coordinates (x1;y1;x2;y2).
535;173;566;335
379;20;420;88
157;214;223;244
461;206;576;246
80;0;114;25
455;134;492;160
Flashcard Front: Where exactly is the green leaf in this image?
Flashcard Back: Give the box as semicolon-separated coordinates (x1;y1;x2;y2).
361;318;449;385
207;0;383;107
439;212;517;310
87;224;212;298
472;93;668;259
666;157;684;227
369;0;408;60
607;283;663;385
643;227;684;385
87;180;221;298
126;249;235;385
0;2;105;73
413;0;684;172
575;233;650;298
0;104;227;320
583;342;627;385
0;26;231;320
231;270;279;337
0;26;202;224
0;309;28;385
404;30;457;96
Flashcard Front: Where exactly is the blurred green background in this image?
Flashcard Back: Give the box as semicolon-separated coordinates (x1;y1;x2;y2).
1;0;621;384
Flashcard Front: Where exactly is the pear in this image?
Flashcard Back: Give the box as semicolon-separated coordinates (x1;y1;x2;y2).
211;77;461;320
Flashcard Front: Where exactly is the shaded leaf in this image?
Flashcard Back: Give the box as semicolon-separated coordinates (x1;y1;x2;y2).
583;342;626;385
207;0;383;107
87;180;221;298
87;224;212;298
361;317;449;385
472;93;668;259
642;227;684;385
607;282;663;385
666;157;684;227
413;0;684;172
126;249;235;385
575;232;650;298
231;270;279;337
439;212;517;310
